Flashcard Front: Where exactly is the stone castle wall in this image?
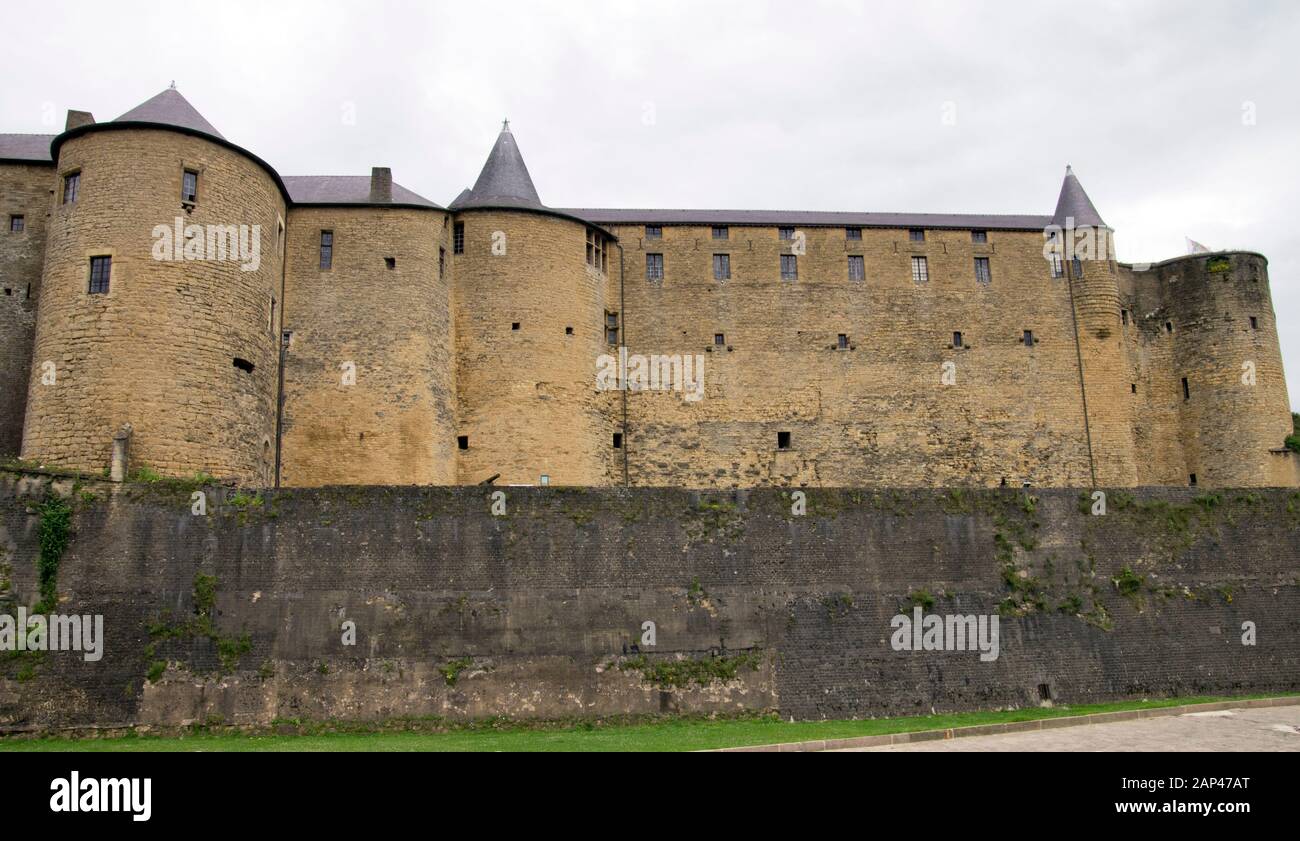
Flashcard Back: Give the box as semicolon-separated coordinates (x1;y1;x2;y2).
280;206;456;486
18;129;286;483
1;473;1296;728
0;162;52;456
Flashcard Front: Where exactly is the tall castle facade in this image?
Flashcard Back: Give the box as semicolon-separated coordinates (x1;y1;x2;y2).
1;88;1295;488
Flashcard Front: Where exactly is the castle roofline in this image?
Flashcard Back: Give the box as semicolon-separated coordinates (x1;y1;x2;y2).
114;87;225;139
0;133;56;165
283;175;443;210
1120;249;1268;271
454;123;544;211
1052;165;1107;228
557;208;1053;231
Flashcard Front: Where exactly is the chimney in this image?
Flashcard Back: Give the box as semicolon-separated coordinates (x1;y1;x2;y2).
65;110;95;131
369;167;393;203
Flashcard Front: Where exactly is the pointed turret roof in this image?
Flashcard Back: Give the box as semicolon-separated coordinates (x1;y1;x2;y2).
1052;165;1106;228
115;86;224;139
451;121;543;211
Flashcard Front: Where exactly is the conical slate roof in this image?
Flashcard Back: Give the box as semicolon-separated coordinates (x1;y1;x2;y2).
451;122;543;210
115;87;224;139
1052;165;1106;228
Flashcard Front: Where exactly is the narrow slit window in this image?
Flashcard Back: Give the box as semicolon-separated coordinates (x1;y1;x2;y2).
1182;377;1190;400
1023;329;1035;346
606;311;620;345
453;222;465;254
1121;309;1129;325
613;432;623;449
1249;316;1258;329
439;247;445;279
320;230;333;270
953;331;963;348
837;333;849;349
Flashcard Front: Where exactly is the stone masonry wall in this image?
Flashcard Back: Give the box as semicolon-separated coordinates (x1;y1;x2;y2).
280;206;456;486
0;162;52;456
1;472;1296;728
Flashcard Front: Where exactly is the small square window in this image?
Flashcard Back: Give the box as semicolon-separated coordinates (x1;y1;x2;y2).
88;255;111;294
712;226;729;240
908;228;925;242
714;333;725;346
777;431;791;450
971;230;987;244
512;322;520;331
457;435;469;450
645;225;662;239
182;169;199;204
778;226;795;241
565;326;573;335
845;226;862;240
9;215;24;233
384;257;396;269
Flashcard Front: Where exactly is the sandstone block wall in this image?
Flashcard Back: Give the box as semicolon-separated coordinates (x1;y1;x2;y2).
0;163;52;456
280;207;456;486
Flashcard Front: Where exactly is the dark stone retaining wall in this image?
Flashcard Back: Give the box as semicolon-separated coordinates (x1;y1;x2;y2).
1;471;1297;728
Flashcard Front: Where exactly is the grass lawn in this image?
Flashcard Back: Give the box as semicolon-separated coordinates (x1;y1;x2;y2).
0;693;1289;752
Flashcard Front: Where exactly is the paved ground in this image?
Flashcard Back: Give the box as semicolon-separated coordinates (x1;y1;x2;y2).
837;706;1300;752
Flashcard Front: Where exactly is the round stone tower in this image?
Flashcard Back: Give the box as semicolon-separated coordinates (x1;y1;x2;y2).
449;124;619;485
1158;251;1296;487
21;88;287;483
1056;167;1138;487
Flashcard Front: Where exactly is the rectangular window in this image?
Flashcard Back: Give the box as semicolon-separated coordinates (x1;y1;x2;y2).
714;333;725;346
606;311;620;345
453;222;465;254
1024;329;1035;346
848;254;865;281
971;230;988;244
1182;377;1190;400
911;255;928;283
778;226;795;241
712;253;730;281
645;225;662;239
457;435;469;450
837;333;849;349
1049;252;1064;278
586;228;607;272
953;331;963;348
1121;309;1129;325
182;169;199;204
1249;316;1258;330
777;431;791;450
88;255;111;294
712;226;729;240
780;254;798;280
319;230;333;270
908;228;925;242
9;215;24;233
646;253;664;281
1072;255;1083;277
845;226;862;240
62;171;80;204
974;256;992;285
613;432;623;449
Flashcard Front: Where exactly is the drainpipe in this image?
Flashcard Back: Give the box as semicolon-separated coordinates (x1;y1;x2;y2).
616;240;629;487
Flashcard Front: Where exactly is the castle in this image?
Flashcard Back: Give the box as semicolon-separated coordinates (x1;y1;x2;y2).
1;87;1295;489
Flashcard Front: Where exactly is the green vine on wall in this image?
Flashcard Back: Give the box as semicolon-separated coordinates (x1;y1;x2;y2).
144;572;251;682
34;496;73;614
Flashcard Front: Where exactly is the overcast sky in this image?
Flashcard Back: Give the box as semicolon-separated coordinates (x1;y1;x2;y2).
5;0;1298;410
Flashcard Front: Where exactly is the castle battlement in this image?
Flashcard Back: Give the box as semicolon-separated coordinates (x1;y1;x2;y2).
1;88;1295;488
